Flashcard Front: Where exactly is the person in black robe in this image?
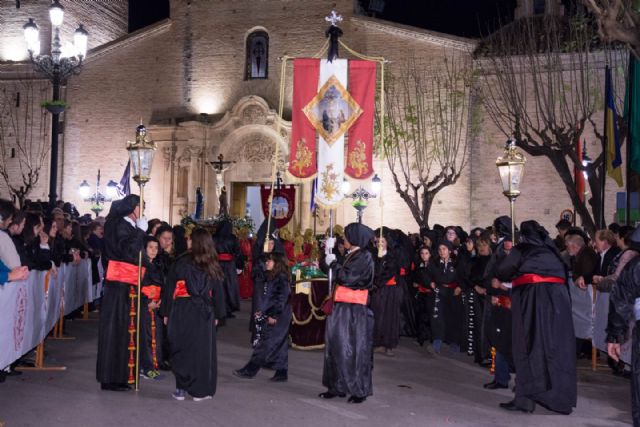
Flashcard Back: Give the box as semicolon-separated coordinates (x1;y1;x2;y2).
14;212;52;271
164;228;226;401
431;240;463;354
495;220;576;414
371;230;402;356
607;225;640;427
250;219;280;340
96;194;146;391
233;250;291;382
139;236;165;380
319;223;375;404
395;229;418;338
412;246;435;346
213;219;240;317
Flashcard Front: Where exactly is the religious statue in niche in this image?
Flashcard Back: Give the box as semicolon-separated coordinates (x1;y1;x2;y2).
246;31;269;79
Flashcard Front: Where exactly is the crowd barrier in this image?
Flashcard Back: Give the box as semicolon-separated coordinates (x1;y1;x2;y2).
0;259;100;369
570;281;634;365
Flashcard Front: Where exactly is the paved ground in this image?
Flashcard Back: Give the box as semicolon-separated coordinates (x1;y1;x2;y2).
0;301;633;427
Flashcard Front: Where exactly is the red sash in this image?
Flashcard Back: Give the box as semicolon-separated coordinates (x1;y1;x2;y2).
141;285;162;301
334;286;368;305
173;280;190;299
494;295;512;309
441;282;458;289
512;274;565;288
218;253;233;261
386;276;397;286
105;260;146;286
417;285;433;294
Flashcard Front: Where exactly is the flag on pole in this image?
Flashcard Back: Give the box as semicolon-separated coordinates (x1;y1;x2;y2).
310;177;318;213
627;56;640;174
605;66;624;186
575;137;585;202
116;160;131;198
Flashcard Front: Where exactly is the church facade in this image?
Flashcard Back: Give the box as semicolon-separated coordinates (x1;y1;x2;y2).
0;0;621;234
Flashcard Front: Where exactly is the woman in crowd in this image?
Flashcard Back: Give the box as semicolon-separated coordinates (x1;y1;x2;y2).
319;223;375;403
213;219;241;318
412;246;435;347
233;249;291;382
14;213;52;271
371;231;402;356
165;228;226;401
431;240;463;354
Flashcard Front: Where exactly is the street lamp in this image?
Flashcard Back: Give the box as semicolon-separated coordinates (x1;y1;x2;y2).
126;123;156;392
495;138;526;240
343;174;382;224
77;170;118;217
23;1;89;209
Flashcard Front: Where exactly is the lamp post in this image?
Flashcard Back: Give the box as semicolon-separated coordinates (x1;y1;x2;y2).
495;138;526;240
78;170;118;217
126;123;156;392
23;0;89;209
342;174;382;224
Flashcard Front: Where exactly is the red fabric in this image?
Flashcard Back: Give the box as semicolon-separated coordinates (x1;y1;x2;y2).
141;285;162;301
260;185;296;229
441;282;459;289
400;267;407;276
173;280;189;299
334;286;368;305
238;239;253;299
495;295;512;309
282;241;295;265
385;276;397;286
105;260;145;286
512;273;566;287
289;58;320;179
345;60;376;179
417;285;433;294
218;253;233;261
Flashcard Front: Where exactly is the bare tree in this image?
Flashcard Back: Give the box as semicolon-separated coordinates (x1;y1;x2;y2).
582;0;640;59
476;15;627;234
0;80;49;207
379;54;477;228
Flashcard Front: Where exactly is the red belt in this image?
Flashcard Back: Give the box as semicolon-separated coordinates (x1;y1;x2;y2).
334;285;368;305
440;282;458;289
418;285;433;294
386;276;397;286
512;274;565;288
400;267;407;276
218;253;233;261
105;260;146;286
173;280;190;299
142;285;162;301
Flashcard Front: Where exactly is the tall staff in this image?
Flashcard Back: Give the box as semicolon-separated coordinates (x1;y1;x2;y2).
126;123;157;391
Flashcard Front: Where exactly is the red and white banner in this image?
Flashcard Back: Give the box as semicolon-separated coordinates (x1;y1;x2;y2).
346;60;376;180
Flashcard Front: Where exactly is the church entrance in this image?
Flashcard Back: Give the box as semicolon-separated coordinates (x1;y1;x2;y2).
231;182;267;227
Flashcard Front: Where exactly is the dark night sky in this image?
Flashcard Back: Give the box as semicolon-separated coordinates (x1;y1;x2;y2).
129;0;520;38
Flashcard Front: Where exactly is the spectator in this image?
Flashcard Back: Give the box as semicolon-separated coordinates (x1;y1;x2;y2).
14;213;52;271
0;199;20;268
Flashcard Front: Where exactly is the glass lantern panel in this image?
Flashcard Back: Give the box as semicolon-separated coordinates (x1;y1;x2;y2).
130;148;155;181
49;6;64;27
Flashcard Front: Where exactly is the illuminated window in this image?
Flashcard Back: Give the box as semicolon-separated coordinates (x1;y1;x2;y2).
245;31;269;80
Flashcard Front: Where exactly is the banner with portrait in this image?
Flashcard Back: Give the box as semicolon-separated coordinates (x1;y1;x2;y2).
260;185;296;229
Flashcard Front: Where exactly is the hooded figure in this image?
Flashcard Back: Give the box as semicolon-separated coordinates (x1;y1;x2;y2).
495;220;576;414
319;223;375;403
213;219;240;317
607;225;640;427
97;194;146;391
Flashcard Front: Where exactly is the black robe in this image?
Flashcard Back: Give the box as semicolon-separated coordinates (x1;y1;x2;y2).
321;248;375;398
140;256;165;372
607;255;640;427
214;220;240;315
496;242;576;414
412;261;435;345
462;254;492;361
165;255;226;398
12;235;52;271
96;217;145;385
431;258;463;347
370;251;402;349
249;272;291;370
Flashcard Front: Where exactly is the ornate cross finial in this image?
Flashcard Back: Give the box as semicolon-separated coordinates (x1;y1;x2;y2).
325;10;343;27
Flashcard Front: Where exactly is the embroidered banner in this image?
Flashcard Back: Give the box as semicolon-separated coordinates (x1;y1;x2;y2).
260;185;296;228
289;59;320;179
345;60;376;180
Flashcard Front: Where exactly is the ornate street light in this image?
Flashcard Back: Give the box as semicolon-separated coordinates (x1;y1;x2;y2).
495;138;526;240
343;174;382;224
126;123;156;392
23;1;89;208
77;170;118;217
